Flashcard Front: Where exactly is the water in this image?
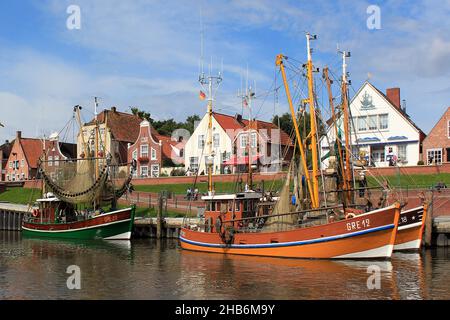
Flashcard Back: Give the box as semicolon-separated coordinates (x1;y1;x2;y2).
0;231;449;300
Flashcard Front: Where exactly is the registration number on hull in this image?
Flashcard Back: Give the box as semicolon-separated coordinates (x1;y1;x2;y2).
346;218;371;231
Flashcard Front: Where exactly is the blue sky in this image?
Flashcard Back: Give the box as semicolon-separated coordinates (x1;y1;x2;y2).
0;0;449;142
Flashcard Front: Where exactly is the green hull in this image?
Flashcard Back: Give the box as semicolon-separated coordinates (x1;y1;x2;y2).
22;207;136;240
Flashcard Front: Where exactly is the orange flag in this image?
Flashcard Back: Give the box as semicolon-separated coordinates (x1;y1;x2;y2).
199;91;206;100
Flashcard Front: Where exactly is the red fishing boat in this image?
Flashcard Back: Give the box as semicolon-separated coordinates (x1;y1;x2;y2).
394;205;428;251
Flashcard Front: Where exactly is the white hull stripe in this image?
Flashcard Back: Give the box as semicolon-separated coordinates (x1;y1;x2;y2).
104;232;132;240
394;239;421;251
22;218;131;233
401;206;424;214
180;224;395;249
398;221;423;231
333;244;393;259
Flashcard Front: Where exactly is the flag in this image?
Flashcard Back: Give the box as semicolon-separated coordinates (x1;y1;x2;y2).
199;91;206;100
243;98;248;107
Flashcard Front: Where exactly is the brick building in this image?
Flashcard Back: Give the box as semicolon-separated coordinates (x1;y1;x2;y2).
5;131;75;181
422;107;450;165
127;120;183;178
0;140;14;181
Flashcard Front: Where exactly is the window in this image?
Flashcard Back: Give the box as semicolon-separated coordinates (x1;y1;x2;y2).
180;149;184;157
427;149;442;165
6;175;9;181
358;116;367;132
140;166;149;177
151;147;157;160
54;156;59;166
251;133;257;148
190;157;199;172
21;173;25;180
48;156;53;167
151;165;160;178
132;150;138;160
140;145;149;158
9;161;12;168
448;120;450;138
397;145;407;162
379;114;388;130
368;115;377;130
240;134;248;148
21;159;24;167
213;133;220;148
198;135;205;149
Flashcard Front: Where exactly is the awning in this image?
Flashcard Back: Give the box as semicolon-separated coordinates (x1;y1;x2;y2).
223;154;261;165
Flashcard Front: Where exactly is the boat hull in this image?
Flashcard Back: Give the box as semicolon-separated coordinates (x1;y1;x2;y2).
180;204;400;259
22;207;135;240
394;205;427;251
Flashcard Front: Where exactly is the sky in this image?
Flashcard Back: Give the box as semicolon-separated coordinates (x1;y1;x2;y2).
0;0;449;143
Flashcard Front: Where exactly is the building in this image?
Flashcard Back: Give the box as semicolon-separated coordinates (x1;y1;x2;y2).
422;107;450;165
127;120;184;178
184;112;292;175
5;131;75;181
78;107;142;177
0;140;14;181
320;81;426;168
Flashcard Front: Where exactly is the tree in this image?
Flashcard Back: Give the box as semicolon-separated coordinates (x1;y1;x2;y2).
130;107;151;122
183;115;201;134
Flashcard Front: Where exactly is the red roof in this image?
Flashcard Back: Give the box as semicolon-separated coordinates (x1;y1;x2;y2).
20;138;49;169
86;108;142;143
213;112;292;146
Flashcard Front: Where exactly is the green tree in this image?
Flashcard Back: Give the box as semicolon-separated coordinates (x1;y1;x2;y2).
130;107;152;122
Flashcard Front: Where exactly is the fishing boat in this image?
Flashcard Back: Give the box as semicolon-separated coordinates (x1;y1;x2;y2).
180;33;401;259
394;205;428;251
22;103;136;240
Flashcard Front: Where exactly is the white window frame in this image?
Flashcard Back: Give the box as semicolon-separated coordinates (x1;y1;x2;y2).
151;164;160;178
54;156;59;166
48;156;53;167
151;147;157;160
379;114;389;130
140;144;149;158
240;134;248;148
397;145;407;163
190;157;199;171
358;116;367;132
140;165;149;178
251;132;257;148
132;150;138;160
9;161;12;169
213;133;220;148
427;148;442;165
368;115;378;131
198;135;205;149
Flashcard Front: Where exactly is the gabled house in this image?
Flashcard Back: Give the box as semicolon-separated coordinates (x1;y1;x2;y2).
0;139;14;181
127;120;184;178
320;81;426;168
422;107;450;165
5;131;76;181
184;112;292;175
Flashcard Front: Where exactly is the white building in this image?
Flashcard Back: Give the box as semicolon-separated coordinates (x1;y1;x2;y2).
184;112;292;175
320;81;425;168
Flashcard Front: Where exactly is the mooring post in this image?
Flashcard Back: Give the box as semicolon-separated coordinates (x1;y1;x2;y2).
424;190;434;247
156;193;164;239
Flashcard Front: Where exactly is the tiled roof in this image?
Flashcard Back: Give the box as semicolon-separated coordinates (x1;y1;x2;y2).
20;138;49;169
212;112;293;146
86;109;142;143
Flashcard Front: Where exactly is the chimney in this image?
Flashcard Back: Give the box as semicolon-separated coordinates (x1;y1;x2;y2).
235;113;243;124
111;106;117;113
16;131;22;140
386;88;401;110
402;99;407;114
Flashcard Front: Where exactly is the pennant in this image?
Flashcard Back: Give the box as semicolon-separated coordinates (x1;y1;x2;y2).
199;91;206;100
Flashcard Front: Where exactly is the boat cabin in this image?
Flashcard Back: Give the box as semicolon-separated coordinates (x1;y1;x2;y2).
202;191;263;232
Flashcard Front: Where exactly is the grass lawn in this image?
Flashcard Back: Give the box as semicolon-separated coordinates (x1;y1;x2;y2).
366;173;450;189
0;187;41;205
134;179;284;195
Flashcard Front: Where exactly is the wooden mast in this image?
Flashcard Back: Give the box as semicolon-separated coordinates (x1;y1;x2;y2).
323;67;350;204
276;54;317;208
340;50;354;202
305;33;320;209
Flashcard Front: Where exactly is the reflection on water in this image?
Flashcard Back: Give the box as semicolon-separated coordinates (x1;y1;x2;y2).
0;231;449;300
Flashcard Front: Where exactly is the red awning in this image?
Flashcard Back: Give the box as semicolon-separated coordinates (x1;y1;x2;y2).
223;154;261;166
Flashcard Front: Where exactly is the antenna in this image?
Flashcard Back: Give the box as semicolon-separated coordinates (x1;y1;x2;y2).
200;7;204;76
94;97;99;121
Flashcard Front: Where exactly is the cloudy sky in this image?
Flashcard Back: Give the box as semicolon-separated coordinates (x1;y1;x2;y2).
0;0;449;142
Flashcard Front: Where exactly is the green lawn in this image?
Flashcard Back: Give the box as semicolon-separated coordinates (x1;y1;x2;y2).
134;179;284;195
0;187;41;205
366;173;450;189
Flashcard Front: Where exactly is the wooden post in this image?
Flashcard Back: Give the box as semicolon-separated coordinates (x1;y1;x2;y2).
424;191;434;247
156;193;164;239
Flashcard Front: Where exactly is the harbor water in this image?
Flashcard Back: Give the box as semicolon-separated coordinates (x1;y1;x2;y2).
0;231;449;300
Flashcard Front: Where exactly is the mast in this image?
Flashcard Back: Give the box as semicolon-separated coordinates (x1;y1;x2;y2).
276;54;317;208
94;97;100;180
323;67;350;204
199;65;222;194
239;78;255;191
305;33;320;208
74;105;89;158
340;50;354;202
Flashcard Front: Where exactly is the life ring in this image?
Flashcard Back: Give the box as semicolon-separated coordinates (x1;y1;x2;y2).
345;212;356;219
32;209;39;217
